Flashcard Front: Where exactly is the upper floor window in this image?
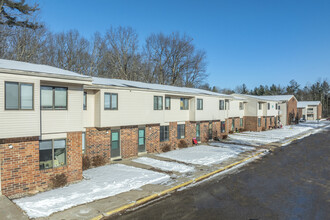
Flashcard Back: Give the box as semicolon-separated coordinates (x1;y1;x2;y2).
239;102;244;110
5;82;33;110
307;108;313;111
219;100;225;110
154;96;163;110
180;98;189;110
104;93;118;110
278;105;281;110
258;103;262;110
267;103;270;110
83;92;87;110
165;97;171;110
225;100;230;110
41;86;67;110
275;103;278;110
197;99;203;110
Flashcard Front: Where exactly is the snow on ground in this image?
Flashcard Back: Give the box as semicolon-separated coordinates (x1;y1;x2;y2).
228;122;329;146
14;164;170;218
158;144;255;166
133;157;194;173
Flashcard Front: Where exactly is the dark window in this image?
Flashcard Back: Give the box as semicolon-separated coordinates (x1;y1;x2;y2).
177;124;185;139
219;100;225;110
104;93;118;110
258;103;262;110
83;92;87;110
5;82;33;110
41;86;67;110
180;98;189;110
232;118;235;130
278;105;281;110
239;102;244;110
265;117;267;127
165;97;171;110
275;103;278;110
39;139;66;170
154;96;163;110
208;122;213;140
160;126;169;142
197;99;203;110
268;103;270;110
258;118;261;127
270;117;272;125
221;121;226;133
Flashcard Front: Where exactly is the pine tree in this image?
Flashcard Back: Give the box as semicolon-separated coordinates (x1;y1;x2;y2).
0;0;41;29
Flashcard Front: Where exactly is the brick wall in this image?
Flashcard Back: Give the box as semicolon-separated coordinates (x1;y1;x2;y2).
0;132;82;198
287;97;298;125
297;108;303;119
121;126;138;158
146;124;160;153
243;116;258;131
85;127;110;161
317;103;322;119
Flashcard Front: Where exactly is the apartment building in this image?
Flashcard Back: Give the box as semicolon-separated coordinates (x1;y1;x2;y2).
233;94;279;131
260;95;297;125
0;59;251;197
297;101;322;121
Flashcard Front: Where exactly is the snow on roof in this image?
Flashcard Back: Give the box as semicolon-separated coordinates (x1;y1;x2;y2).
92;77;232;97
232;94;277;102
259;95;295;101
0;59;90;79
297;101;321;108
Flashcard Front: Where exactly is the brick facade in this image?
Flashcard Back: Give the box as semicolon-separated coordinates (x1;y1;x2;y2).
85;127;111;160
287;97;298;125
0;132;83;198
121;126;139;158
317;103;322;119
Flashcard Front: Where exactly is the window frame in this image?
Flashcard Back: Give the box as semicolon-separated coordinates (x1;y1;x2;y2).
5;81;34;110
154;96;163;110
268;103;270;110
177;124;185;139
197;98;203;110
239;102;244;110
41;86;68;110
39;138;67;170
275;103;278;110
83;92;87;110
258;103;262;110
240;118;243;127
160;125;169;142
180;98;189;110
165;97;171;110
104;92;118;110
258;118;261;127
221;121;226;133
219;100;225;110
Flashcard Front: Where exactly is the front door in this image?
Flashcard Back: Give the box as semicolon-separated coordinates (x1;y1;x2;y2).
208;122;213;140
138;128;145;153
196;123;200;141
111;130;120;158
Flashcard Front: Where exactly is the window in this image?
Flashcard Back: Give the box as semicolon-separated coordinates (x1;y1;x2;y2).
268;103;270;110
239;102;244;110
278;105;281;110
41;86;67;110
265;117;267;127
258;103;262;110
258;118;261;127
232;118;235;130
177;124;185;139
154;96;163;110
39;139;66;170
221;121;226;133
225;100;230;110
165;97;171;110
160;126;169;142
219;100;225;110
82;132;86;154
104;93;118;110
196;123;200;141
5;82;33;110
83;92;87;110
307;108;313;111
270;117;272;125
240;118;243;127
197;99;203;110
275;103;278;110
180;98;189;110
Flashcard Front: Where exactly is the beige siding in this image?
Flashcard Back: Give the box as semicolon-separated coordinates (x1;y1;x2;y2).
83;90;95;128
164;96;190;122
228;100;245;118
279;103;287;125
41;84;84;135
0;73;40;139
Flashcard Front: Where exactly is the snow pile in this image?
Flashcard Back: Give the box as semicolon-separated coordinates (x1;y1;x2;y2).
14;164;169;218
158;144;254;166
133;157;194;173
228;122;329;146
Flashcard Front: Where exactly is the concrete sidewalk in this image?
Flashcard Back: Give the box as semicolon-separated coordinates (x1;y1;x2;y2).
0;195;28;220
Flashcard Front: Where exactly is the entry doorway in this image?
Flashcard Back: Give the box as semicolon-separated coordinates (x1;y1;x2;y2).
111;130;120;158
138;128;146;153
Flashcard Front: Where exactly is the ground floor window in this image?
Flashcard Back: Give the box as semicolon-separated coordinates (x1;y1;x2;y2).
265;117;267;127
196;123;200;141
177;124;185;139
39;139;66;170
160;126;169;142
232;118;235;130
82;132;86;154
240;118;243;127
258;118;261;127
221;121;226;133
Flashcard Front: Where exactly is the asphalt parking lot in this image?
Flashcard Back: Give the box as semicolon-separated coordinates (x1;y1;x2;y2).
112;126;330;220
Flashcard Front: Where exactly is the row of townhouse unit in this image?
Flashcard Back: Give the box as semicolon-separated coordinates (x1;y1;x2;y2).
297;101;322;121
0;59;282;197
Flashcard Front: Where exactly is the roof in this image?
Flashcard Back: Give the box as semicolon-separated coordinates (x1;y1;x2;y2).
297;101;321;108
0;59;91;80
259;95;295;101
92;77;232;97
232;94;277;102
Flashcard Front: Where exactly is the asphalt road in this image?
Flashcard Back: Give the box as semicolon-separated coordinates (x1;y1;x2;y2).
111;126;330;220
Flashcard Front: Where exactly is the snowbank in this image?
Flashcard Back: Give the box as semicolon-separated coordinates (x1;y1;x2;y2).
133;157;194;173
158;144;254;166
14;164;169;218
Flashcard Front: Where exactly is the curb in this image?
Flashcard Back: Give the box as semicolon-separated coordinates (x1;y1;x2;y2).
91;151;265;220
